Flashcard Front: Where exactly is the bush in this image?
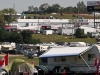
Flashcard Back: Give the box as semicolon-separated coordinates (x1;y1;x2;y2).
72;15;76;17
75;28;88;38
81;34;88;38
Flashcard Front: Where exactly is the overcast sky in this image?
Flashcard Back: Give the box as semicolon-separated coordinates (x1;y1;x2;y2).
0;0;96;13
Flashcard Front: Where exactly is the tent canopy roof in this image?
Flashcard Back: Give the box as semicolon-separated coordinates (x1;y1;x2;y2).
39;46;92;58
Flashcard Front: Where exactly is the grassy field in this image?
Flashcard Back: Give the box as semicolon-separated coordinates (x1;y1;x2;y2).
26;14;94;19
0;55;39;65
0;35;97;66
32;34;97;44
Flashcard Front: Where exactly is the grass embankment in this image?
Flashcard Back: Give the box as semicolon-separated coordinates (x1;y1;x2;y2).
26;14;94;19
0;55;39;65
32;34;97;44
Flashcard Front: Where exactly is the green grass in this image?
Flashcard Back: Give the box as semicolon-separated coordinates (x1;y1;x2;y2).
0;55;39;65
32;34;97;44
26;14;94;19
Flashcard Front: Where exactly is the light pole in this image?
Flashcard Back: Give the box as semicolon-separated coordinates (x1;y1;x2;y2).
71;20;74;39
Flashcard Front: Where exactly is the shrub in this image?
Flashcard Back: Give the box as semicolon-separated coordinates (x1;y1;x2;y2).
81;34;88;38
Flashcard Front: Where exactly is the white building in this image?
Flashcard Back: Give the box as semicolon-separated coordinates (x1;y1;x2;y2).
42;30;53;35
39;45;100;73
57;27;75;35
79;26;96;34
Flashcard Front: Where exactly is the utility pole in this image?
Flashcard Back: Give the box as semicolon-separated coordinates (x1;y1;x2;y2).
72;20;74;39
94;11;95;28
13;3;15;10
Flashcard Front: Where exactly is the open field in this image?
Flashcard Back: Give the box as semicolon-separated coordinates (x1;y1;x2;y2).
32;34;97;44
0;54;39;65
26;14;94;19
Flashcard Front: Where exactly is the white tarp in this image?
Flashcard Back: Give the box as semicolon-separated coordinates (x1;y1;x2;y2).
39;46;91;58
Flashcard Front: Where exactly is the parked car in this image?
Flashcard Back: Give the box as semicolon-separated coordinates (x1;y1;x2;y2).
96;37;100;41
27;53;34;58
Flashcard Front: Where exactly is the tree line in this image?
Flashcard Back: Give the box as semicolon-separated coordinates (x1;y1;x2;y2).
0;28;41;44
0;8;41;44
23;1;88;14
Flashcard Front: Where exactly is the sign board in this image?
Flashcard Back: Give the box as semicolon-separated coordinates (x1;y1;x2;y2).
87;1;100;12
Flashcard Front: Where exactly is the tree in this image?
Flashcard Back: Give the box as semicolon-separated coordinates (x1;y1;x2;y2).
20;30;33;44
47;6;53;13
0;11;4;24
28;6;32;12
75;28;88;38
32;38;41;44
77;1;87;13
0;28;5;41
28;6;34;12
8;32;23;43
66;6;74;13
51;4;61;12
3;8;17;25
34;7;38;15
39;3;49;13
20;30;41;44
0;31;9;42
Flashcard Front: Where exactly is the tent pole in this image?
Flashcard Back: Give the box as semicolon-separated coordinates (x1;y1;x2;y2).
79;55;92;70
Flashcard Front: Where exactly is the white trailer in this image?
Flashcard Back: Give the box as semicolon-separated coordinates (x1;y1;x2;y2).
57;27;75;35
42;30;53;35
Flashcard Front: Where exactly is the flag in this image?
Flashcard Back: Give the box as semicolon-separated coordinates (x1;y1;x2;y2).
0;54;8;70
4;54;8;66
94;55;99;67
0;60;4;66
97;62;100;74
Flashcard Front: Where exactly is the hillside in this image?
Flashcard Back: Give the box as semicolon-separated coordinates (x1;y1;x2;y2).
26;14;94;19
32;34;96;44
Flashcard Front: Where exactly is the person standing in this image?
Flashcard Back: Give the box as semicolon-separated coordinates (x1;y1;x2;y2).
62;69;67;75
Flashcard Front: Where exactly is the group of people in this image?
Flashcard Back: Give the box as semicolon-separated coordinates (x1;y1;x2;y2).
55;69;67;75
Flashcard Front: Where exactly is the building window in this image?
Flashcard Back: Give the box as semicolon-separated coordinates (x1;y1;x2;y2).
41;58;47;63
54;57;61;62
54;57;66;62
88;54;95;61
61;57;66;62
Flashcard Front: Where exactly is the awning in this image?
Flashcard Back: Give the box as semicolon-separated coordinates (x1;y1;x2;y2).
1;45;12;48
39;46;92;58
